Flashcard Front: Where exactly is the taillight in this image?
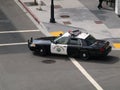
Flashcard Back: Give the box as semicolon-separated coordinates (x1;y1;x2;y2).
100;48;104;53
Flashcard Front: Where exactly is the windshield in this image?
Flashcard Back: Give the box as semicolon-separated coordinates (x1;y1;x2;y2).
85;35;96;46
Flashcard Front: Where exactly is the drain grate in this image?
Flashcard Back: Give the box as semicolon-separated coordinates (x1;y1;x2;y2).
63;21;71;25
41;60;56;64
94;21;103;24
40;1;46;6
60;15;70;18
24;2;38;6
24;1;46;6
54;5;62;9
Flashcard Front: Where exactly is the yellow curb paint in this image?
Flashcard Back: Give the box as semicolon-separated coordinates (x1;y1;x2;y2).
113;43;120;48
50;31;64;36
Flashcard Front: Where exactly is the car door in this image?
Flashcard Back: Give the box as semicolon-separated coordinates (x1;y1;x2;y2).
51;37;69;55
67;38;82;56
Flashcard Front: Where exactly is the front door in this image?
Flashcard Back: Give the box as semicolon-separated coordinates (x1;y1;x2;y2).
51;43;67;55
50;37;69;55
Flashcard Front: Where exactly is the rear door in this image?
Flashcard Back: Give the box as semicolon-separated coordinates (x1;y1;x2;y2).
67;38;82;56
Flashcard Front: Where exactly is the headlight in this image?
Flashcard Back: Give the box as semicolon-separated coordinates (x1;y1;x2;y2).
30;43;36;47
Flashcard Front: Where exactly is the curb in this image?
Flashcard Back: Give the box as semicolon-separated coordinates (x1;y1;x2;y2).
18;0;40;24
17;0;51;36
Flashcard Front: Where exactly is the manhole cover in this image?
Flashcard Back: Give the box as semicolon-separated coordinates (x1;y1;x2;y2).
41;60;56;64
24;2;38;6
60;15;70;18
63;21;71;25
54;5;62;9
94;21;103;24
40;1;46;6
25;1;46;6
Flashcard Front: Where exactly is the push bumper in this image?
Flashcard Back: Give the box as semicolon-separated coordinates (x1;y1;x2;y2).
28;39;36;51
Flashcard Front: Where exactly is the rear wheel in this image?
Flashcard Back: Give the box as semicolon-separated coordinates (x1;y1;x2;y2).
80;51;89;60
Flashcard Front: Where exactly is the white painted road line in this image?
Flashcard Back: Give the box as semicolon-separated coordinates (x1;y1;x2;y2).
0;42;27;47
0;30;40;34
70;58;103;90
15;0;50;36
112;48;120;50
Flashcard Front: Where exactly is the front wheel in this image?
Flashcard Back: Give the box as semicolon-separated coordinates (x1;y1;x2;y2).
39;48;47;56
80;51;89;60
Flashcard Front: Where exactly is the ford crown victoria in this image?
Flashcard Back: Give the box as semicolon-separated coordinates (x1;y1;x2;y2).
28;30;112;60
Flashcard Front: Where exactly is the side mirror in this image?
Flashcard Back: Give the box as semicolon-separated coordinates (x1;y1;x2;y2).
53;40;58;44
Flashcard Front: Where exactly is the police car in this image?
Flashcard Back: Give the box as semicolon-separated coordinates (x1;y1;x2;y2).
28;30;112;60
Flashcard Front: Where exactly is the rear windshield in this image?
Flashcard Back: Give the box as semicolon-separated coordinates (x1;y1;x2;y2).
85;35;96;46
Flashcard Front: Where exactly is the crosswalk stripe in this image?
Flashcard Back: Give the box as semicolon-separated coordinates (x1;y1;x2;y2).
70;58;103;90
0;42;27;47
0;30;40;34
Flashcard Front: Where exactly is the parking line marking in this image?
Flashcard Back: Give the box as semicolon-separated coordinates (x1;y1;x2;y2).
70;58;103;90
113;43;120;48
0;42;27;47
0;30;40;34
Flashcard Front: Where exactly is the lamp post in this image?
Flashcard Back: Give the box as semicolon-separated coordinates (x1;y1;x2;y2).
50;0;56;23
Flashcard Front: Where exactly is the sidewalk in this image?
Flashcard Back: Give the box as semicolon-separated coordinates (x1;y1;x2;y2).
17;0;120;48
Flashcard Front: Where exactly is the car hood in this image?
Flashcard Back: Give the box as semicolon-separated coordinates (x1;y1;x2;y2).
33;36;57;44
36;36;57;41
33;40;50;44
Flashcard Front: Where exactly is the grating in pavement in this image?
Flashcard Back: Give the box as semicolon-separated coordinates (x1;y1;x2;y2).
41;60;56;64
24;1;46;6
40;1;46;6
54;5;62;9
24;2;38;6
60;15;70;18
94;21;103;24
63;21;71;25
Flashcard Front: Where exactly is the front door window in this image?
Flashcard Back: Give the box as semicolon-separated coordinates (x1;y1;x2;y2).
51;37;69;55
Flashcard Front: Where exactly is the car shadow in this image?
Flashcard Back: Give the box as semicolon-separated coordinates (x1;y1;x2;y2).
33;52;119;64
33;52;70;61
76;55;119;64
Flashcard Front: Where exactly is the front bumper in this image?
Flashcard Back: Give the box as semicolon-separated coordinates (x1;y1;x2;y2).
28;39;36;51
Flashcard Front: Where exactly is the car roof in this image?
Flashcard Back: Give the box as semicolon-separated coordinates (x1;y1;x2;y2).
62;30;89;39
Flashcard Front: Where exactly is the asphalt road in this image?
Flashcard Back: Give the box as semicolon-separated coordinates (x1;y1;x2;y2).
0;0;120;90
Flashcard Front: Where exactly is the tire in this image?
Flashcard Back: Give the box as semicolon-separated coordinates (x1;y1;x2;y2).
80;51;89;60
39;48;46;56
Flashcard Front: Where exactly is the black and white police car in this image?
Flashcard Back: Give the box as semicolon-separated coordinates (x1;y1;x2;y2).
28;30;112;60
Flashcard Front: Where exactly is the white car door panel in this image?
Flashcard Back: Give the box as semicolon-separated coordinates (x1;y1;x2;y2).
51;43;67;55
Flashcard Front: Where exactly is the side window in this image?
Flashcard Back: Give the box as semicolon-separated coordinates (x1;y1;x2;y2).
81;39;87;46
68;38;81;46
55;37;69;44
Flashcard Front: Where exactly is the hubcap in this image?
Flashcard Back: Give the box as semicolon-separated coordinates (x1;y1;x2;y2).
40;49;43;52
83;53;86;57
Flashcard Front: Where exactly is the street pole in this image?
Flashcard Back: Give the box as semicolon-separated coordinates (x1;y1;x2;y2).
50;0;56;23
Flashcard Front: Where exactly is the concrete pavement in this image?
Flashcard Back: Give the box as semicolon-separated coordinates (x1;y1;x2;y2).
16;0;120;48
